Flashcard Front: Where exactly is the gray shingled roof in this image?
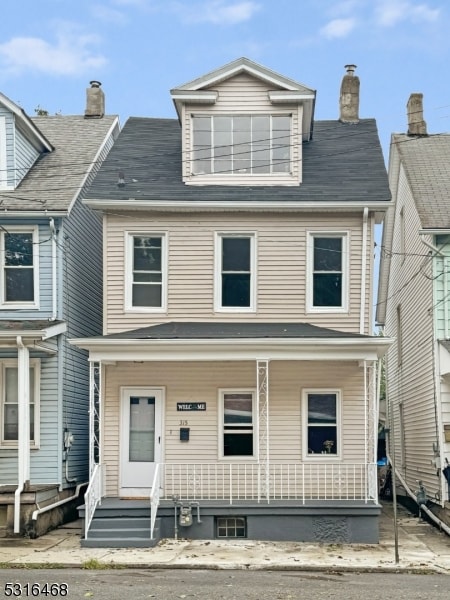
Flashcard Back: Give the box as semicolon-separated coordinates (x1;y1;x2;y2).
0;115;118;212
392;133;450;229
84;117;390;204
103;322;371;340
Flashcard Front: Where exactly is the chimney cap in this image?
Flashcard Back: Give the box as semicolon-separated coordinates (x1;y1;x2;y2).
90;80;102;88
344;64;357;75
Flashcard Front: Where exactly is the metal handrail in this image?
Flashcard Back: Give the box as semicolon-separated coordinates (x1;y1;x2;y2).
84;463;102;539
149;463;161;539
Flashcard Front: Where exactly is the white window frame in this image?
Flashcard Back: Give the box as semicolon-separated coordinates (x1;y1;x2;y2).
214;232;256;313
0;225;39;309
124;232;168;313
0;358;40;448
302;389;341;461
191;114;293;176
218;388;257;460
306;231;349;313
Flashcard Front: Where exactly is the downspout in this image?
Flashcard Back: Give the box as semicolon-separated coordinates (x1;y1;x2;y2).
14;336;30;534
49;218;57;321
360;207;369;334
388;455;450;536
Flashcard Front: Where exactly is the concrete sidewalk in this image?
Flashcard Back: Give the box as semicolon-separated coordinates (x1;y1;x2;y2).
0;502;449;573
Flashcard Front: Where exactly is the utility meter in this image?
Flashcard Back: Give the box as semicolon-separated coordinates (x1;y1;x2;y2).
179;505;193;527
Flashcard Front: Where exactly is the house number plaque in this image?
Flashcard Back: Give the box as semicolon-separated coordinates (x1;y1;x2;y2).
177;402;206;411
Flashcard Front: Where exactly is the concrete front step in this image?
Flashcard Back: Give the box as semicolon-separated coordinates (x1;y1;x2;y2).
89;517;151;530
81;536;159;548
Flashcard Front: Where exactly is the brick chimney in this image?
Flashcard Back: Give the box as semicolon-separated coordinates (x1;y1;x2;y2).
339;64;359;123
85;81;105;118
407;93;427;136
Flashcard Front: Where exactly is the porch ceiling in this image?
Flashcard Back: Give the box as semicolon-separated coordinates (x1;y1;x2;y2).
70;321;393;362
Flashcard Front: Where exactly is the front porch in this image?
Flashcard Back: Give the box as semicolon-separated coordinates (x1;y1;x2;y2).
80;460;380;546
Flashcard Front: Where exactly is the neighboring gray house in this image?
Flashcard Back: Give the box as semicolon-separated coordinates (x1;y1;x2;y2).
377;94;450;524
73;59;392;547
0;84;119;536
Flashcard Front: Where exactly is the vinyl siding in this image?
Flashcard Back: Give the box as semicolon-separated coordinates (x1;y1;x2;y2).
0;349;59;485
384;163;438;496
0;106;40;189
104;211;373;335
182;73;302;185
102;360;366;496
59;189;104;486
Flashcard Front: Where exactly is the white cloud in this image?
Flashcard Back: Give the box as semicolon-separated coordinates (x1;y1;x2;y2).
375;0;440;27
0;26;107;76
91;4;129;24
320;18;357;39
175;1;260;25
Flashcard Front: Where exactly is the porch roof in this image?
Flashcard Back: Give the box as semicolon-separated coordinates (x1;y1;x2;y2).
70;322;393;362
0;320;66;347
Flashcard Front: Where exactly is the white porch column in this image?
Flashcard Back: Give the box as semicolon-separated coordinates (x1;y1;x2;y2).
14;336;30;533
364;359;378;501
257;359;270;502
89;361;102;478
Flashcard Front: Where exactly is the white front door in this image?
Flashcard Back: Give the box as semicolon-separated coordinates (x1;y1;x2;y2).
120;387;163;496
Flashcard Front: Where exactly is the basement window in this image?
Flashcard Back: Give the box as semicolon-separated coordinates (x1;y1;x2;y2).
216;517;247;538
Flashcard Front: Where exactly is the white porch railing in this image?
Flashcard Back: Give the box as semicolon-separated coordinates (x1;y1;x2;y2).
161;462;377;504
149;463;161;539
84;463;102;539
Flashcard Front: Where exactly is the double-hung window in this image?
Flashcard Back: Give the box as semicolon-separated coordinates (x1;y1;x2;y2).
220;390;255;458
192;115;291;175
0;226;39;308
303;390;340;458
307;232;348;311
215;233;256;311
126;233;167;311
1;359;40;447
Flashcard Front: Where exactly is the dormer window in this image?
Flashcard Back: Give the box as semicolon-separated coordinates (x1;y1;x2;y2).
192;114;291;176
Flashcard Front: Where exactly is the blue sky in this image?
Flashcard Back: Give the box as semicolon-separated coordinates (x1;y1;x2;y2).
1;0;449;161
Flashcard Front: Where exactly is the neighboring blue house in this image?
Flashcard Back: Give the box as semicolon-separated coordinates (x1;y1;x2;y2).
0;84;119;536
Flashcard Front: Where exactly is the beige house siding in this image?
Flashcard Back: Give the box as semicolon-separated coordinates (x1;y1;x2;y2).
384;163;438;496
181;73;302;185
104;211;373;335
102;360;366;496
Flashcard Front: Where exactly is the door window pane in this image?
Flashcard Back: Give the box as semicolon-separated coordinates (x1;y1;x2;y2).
129;396;155;462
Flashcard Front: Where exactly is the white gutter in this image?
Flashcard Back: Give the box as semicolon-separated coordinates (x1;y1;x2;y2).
31;482;87;523
83;199;392;214
14;336;30;534
388;455;450;536
49;218;57;321
360;207;369;334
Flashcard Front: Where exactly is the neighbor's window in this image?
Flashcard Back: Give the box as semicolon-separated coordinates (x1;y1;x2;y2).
1;360;40;447
126;234;166;311
1;227;38;307
192;115;291;175
303;391;339;457
220;391;255;457
216;234;255;311
308;233;348;311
